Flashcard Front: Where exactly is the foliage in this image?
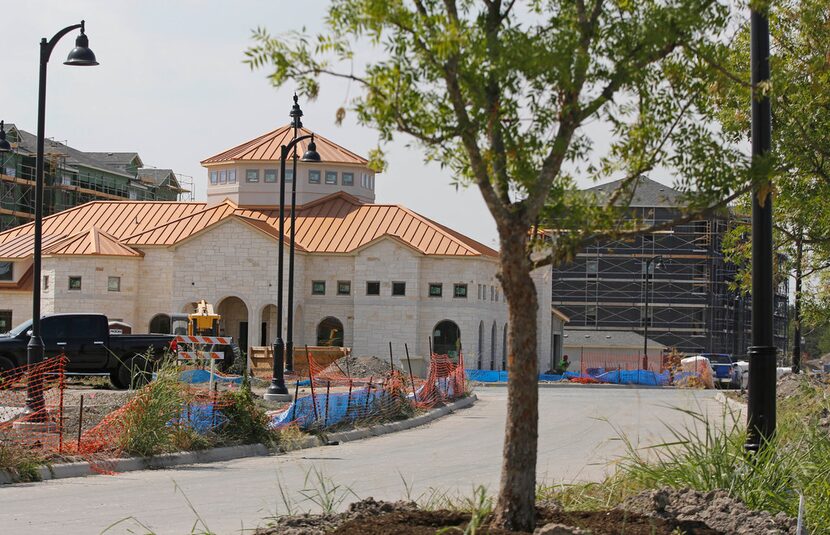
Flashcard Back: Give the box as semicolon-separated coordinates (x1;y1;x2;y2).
245;0;756;528
218;383;279;447
717;0;830;345
0;443;47;482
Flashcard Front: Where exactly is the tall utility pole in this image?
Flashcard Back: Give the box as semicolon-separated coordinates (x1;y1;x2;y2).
746;6;777;452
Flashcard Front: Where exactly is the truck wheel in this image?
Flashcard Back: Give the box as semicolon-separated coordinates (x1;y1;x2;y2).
112;356;153;390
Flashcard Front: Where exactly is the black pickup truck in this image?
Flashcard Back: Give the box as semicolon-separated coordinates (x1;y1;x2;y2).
0;313;175;389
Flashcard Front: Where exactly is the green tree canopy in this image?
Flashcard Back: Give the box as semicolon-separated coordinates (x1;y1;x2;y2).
246;1;755;530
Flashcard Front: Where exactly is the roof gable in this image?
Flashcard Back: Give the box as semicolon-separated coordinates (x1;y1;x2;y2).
586;176;683;208
45;227;143;257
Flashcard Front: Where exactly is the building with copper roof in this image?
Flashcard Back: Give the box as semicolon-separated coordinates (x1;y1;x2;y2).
0;125;562;371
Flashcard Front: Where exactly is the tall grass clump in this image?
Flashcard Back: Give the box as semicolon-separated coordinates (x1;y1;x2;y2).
0;443;47;482
218;379;279;447
544;375;830;532
118;360;195;457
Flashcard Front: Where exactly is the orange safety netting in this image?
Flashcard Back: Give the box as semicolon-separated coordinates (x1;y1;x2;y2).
0;356;68;452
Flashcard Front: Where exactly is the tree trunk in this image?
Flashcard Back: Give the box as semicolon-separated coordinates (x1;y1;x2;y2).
492;220;539;532
792;233;803;373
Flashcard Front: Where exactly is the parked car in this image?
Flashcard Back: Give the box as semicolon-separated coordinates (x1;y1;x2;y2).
696;353;738;388
0;313;175;389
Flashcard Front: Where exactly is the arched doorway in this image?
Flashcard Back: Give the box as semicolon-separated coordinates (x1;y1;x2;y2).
261;304;277;346
477;321;484;369
433;320;461;359
149;314;171;334
490;322;497;369
502;324;508;370
316;317;344;346
217;297;249;352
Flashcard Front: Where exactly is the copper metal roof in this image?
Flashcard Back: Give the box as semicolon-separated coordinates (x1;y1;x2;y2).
200;125;369;166
0;193;497;259
45;228;143;257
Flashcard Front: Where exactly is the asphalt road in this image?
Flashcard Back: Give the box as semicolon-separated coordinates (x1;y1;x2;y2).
0;387;727;535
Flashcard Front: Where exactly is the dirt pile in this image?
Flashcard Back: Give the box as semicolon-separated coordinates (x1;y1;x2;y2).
618;487;797;534
320;355;402;379
257;497;747;535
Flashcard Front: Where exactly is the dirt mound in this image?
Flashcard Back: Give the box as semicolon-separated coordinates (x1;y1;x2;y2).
776;372;826;400
257;497;734;535
618;487;796;534
320;355;401;379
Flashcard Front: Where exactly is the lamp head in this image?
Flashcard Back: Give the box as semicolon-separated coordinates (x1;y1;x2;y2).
290;94;303;129
301;135;321;162
64;21;99;66
0;121;11;152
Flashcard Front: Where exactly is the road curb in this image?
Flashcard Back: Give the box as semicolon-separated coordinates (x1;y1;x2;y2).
0;395;476;485
474;381;655;389
714;391;747;413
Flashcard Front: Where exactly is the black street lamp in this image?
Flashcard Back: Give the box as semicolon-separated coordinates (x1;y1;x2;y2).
746;5;777;452
263;96;320;401
26;21;98;418
642;254;664;371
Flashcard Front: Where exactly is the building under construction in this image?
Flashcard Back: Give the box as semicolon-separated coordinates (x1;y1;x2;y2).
0;123;192;232
551;177;788;357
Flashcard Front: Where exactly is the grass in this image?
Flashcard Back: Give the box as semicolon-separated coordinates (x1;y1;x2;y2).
540;374;830;533
0;443;48;482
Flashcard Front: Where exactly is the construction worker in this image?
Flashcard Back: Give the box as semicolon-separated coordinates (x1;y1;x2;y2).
731;363;743;390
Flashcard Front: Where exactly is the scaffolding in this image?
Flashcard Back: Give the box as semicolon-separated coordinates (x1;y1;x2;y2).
552;206;789;356
0;128;190;232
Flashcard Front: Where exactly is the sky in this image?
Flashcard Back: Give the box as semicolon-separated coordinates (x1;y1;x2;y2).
1;1;511;247
0;1;690;251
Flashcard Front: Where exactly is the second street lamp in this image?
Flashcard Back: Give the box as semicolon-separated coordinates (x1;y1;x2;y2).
25;21;98;419
642;255;664;371
263;97;320;401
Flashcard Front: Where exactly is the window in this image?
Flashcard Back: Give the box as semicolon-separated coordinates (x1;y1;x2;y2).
585;304;597;324
228;169;237;184
312;280;326;295
586;259;598;274
429;283;443;297
337;281;351;295
454;283;468;298
221;170;230;184
284;168;294;182
342;172;354;186
68;276;82;290
246;169;260;183
0;310;11;333
309;170;321;184
264;169;278;183
366;281;380;295
325;171;338;185
495;289;499;302
0;262;12;281
108;276;121;292
361;173;369;188
392;282;406;296
490;286;495;301
209;171;218;185
43;276;49;290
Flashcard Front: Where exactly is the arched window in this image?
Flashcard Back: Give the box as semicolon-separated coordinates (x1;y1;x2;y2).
502;323;508;370
316;317;344;346
149;314;171;334
477;321;484;369
433;320;461;358
490;321;497;369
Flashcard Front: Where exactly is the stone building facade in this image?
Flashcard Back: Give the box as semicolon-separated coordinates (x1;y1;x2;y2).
0;125;561;370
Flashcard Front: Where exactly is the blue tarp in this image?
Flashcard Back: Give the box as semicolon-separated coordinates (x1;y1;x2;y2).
173;402;227;434
270;387;389;430
179;369;243;385
464;368;701;386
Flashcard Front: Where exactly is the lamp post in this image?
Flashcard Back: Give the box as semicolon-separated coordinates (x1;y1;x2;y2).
263;97;320;401
26;21;98;418
642;255;664;371
286;97;321;374
746;4;776;453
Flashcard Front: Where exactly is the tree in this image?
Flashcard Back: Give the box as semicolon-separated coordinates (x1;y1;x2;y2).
246;1;748;530
716;0;830;371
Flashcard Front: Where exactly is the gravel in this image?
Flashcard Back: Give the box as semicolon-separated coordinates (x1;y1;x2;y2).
319;356;402;379
617;487;797;534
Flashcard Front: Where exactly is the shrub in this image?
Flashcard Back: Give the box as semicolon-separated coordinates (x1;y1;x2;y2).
219;383;278;447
